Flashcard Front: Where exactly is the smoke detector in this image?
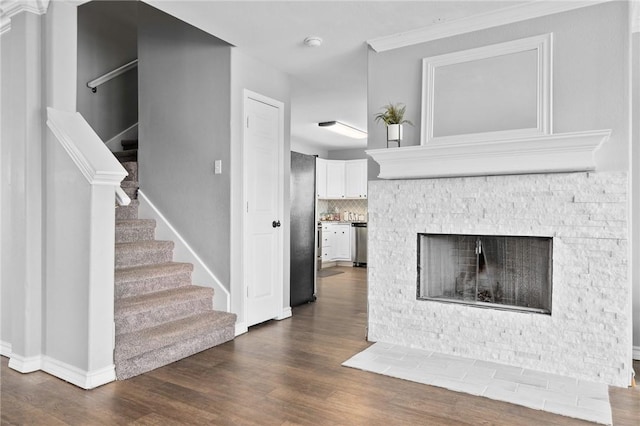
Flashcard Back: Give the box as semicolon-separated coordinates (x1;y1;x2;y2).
304;36;323;47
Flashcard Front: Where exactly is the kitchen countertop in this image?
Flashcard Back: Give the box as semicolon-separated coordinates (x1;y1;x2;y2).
320;221;367;224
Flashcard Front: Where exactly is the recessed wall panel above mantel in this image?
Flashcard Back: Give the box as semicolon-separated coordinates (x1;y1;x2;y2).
421;33;552;145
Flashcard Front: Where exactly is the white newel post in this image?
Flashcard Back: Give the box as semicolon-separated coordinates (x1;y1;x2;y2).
46;108;127;388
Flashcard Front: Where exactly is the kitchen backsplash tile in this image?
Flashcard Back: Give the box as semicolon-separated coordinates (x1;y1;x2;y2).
318;199;368;221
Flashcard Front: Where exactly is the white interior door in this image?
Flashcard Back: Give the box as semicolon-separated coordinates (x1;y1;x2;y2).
244;92;283;327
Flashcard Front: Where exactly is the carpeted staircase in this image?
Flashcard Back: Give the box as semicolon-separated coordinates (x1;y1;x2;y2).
114;141;236;380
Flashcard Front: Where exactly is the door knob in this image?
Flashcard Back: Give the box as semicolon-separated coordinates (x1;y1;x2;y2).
272;220;281;228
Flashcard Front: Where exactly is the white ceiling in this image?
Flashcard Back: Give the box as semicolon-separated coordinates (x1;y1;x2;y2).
146;1;526;152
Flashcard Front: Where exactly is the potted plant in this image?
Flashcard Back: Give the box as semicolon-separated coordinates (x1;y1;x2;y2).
374;102;414;147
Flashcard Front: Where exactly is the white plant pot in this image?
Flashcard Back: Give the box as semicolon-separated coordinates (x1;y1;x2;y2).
387;124;402;141
387;124;403;146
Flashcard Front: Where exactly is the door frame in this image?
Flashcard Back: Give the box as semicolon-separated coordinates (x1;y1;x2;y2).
241;89;289;331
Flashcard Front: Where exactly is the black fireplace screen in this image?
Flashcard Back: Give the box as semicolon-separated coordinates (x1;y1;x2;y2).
418;234;552;314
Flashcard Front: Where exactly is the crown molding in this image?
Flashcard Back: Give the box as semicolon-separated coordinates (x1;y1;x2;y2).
0;16;10;35
368;0;611;52
632;0;640;33
1;0;49;17
0;0;49;36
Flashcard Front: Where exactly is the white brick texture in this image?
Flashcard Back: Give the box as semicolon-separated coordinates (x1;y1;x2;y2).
368;172;631;386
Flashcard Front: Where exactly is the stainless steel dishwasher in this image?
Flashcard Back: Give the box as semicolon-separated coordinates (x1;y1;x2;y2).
352;222;367;267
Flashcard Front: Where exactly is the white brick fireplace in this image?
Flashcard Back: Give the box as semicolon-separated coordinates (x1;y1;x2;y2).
366;134;633;387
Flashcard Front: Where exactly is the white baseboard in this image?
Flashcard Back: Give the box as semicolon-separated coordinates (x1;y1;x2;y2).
633;346;640;360
236;307;292;335
41;356;115;389
0;340;12;357
4;349;115;389
8;353;42;373
276;307;292;320
322;261;354;269
138;190;230;312
104;123;138;152
235;322;248;337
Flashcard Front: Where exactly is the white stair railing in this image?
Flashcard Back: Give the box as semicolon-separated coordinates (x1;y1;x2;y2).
115;186;131;206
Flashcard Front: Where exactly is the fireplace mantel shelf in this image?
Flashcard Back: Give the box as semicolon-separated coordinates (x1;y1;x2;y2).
366;130;611;180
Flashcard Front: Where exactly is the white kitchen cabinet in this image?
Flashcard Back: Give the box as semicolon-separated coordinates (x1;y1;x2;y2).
326;161;345;198
332;224;351;260
316;158;327;198
322;245;334;261
317;158;367;200
344;159;367;199
322;223;333;261
322;223;351;261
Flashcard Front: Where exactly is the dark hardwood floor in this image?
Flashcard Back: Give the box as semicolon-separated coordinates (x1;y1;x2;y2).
2;266;639;425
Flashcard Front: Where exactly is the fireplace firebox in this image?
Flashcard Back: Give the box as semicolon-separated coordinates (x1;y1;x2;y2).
418;233;552;314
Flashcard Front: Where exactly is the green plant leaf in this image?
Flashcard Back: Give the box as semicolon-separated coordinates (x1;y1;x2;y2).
374;102;413;126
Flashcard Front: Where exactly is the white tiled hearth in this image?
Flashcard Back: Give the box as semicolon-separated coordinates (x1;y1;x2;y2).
343;342;612;425
367;171;632;387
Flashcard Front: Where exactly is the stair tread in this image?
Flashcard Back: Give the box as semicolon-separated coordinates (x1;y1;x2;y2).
115;311;236;361
115;200;139;220
116;240;174;250
120;180;139;188
115;323;234;380
114;150;138;162
115;240;174;269
115;262;193;282
114;148;138;156
116;219;156;229
115;286;214;335
120;161;138;181
121;139;138;149
115;262;194;299
115;285;213;316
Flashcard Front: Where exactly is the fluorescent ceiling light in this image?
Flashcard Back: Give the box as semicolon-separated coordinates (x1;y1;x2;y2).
318;121;367;139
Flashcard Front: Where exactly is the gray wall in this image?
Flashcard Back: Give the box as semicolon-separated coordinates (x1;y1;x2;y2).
327;147;368;161
77;0;138;143
367;2;630;179
138;3;233;287
230;48;291;320
290;139;327;158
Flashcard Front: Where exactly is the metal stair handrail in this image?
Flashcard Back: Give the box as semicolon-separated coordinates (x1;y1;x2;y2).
87;59;138;93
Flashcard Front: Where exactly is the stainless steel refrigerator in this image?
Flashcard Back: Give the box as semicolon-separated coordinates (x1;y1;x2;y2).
290;151;317;306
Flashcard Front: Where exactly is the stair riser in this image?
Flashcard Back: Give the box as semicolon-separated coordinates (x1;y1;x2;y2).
116;297;213;336
115;311;236;361
116;273;192;299
121;162;138;182
115;227;155;243
116;205;139;220
122;186;138;199
121;139;138;150
114;150;137;162
115;247;173;269
115;324;234;380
